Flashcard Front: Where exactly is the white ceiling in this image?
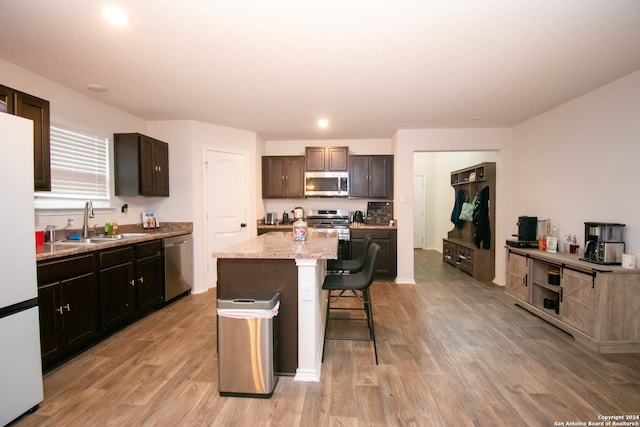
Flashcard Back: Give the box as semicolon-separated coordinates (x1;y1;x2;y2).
1;1;640;140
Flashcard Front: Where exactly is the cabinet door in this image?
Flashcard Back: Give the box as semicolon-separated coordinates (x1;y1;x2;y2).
262;157;285;197
139;135;157;196
305;147;325;171
327;147;348;171
561;268;596;335
100;262;136;331
506;252;530;302
349;156;370;197
136;254;164;314
284;156;304;197
369;156;393;199
38;283;64;367
154;140;170;196
61;273;98;352
15;91;50;191
351;229;396;279
0;84;15;113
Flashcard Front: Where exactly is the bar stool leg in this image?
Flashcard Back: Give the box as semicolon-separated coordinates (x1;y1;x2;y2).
364;288;378;365
322;290;332;362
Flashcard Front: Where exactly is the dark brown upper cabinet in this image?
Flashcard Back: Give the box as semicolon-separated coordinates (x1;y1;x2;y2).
114;133;169;197
1;84;51;191
349;155;394;199
262;156;305;198
305;146;348;172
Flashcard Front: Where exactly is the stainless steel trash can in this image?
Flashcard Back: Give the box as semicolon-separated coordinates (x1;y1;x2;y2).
217;291;280;398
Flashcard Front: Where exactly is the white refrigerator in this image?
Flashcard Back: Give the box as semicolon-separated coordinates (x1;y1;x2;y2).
0;113;44;425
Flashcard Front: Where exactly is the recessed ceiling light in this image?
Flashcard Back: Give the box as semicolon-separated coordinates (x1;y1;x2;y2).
86;83;108;93
318;119;329;128
100;5;131;26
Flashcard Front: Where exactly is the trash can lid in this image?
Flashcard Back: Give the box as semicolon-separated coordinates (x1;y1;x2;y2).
217;290;280;310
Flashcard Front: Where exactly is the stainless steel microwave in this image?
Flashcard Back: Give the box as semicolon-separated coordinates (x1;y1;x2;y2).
304;171;349;197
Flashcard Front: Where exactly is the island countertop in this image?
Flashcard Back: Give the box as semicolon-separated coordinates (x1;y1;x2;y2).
213;230;338;260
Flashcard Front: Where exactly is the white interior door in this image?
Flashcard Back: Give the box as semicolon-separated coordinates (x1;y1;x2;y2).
413;175;425;248
205;150;247;288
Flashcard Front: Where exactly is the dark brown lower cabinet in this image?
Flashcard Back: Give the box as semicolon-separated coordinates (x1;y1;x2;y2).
37;254;99;371
135;240;164;314
37;238;170;372
99;241;164;332
99;246;136;332
350;228;397;280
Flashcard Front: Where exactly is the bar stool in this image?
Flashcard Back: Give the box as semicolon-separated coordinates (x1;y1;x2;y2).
322;242;380;364
327;235;372;274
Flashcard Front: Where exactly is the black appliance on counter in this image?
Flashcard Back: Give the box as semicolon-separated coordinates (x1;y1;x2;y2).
306;209;351;259
580;222;625;265
506;216;539;248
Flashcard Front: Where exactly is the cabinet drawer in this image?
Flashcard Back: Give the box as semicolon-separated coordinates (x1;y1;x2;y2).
38;254;95;284
351;228;391;239
135;240;162;258
99;246;134;268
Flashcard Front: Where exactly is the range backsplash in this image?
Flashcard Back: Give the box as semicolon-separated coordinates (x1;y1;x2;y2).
366;202;393;224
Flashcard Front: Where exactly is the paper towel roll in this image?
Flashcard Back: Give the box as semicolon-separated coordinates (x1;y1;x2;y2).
621;253;635;269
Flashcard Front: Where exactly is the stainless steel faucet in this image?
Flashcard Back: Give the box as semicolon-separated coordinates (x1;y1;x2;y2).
83;200;94;238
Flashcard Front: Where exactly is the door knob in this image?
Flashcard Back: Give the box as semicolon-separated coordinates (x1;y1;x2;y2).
240;223;247;228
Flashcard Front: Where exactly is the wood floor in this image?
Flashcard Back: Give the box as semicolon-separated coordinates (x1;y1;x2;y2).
14;250;640;426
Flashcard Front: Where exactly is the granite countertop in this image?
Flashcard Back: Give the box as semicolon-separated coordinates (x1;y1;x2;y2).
36;222;193;262
257;222;397;230
213;230;338;260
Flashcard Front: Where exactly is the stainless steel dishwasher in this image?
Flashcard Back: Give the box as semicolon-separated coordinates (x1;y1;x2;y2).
163;234;193;303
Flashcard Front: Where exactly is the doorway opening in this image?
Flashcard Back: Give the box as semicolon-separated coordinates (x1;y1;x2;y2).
413;151;498;277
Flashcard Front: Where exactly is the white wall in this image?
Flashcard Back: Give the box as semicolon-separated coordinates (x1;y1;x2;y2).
148;120;259;294
512;69;640;257
414;151;498;250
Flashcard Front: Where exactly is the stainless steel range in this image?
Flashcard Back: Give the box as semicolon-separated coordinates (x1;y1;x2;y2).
306;209;351;259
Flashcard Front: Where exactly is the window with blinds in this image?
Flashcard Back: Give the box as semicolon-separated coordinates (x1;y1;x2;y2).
35;125;110;209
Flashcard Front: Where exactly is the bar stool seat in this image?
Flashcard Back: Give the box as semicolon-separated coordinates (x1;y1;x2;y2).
327;235;372;274
322;242;380;364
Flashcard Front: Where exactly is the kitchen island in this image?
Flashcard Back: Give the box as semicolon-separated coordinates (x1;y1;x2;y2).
213;230;338;382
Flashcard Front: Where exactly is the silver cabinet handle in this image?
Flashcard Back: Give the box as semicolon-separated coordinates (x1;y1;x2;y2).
56;306;64;314
139;277;144;284
130;280;135;287
64;303;70;312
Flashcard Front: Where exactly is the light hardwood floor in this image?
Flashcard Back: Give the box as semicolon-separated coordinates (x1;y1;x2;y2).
13;250;640;426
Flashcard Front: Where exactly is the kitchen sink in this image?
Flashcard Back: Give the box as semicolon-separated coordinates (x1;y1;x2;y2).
46;233;149;246
86;233;149;241
46;239;98;246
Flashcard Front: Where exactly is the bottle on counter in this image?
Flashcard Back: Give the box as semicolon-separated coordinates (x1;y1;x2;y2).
546;223;558;253
111;220;119;235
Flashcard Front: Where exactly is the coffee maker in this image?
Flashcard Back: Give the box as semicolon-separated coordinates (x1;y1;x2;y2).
506;216;539;248
580;222;625;264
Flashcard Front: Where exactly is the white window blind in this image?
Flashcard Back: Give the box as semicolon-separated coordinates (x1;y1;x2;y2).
35;125;110;208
